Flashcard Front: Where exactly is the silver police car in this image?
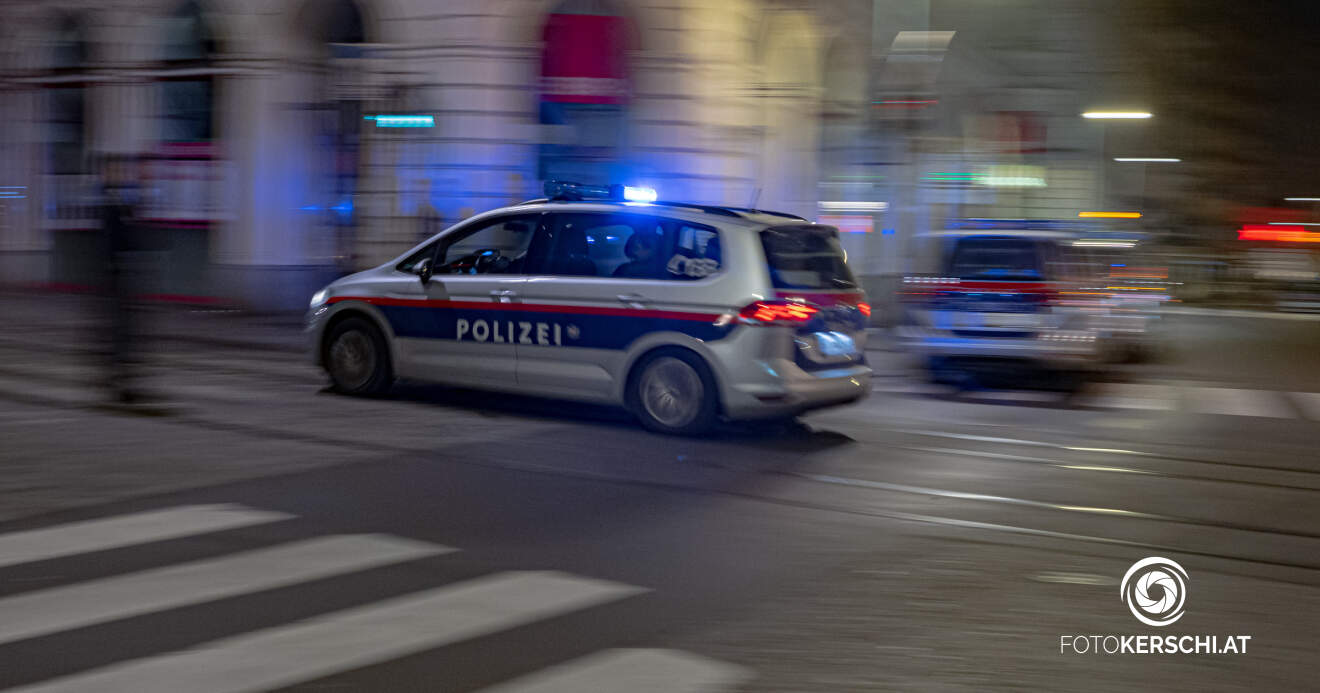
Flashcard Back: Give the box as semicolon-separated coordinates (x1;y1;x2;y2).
897;227;1102;390
308;182;872;434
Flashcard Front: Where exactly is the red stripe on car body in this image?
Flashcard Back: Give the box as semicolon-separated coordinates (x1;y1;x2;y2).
327;296;725;323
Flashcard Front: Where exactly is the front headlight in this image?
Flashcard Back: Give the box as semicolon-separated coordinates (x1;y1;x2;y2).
310;288;328;307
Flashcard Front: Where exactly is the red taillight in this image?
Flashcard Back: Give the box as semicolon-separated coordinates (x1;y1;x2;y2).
738;300;818;324
858;302;872;317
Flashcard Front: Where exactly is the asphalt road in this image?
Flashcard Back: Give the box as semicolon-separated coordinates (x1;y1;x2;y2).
0;304;1317;691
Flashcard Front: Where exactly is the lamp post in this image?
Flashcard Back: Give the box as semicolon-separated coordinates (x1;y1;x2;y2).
1082;111;1153;214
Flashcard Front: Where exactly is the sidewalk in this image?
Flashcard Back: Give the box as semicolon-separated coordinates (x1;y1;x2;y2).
1;290;305;354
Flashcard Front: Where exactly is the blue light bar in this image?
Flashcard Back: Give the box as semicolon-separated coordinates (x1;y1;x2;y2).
365;115;434;128
544;180;660;203
623;186;657;203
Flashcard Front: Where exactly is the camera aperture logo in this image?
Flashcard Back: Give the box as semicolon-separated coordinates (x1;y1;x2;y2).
1121;556;1187;626
1058;557;1252;655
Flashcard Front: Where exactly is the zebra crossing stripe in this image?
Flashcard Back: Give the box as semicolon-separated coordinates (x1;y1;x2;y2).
1288;392;1320;420
0;505;291;570
1084;383;1175;411
1185;387;1295;418
476;648;753;693
871;378;1317;419
7;571;647;693
0;534;452;646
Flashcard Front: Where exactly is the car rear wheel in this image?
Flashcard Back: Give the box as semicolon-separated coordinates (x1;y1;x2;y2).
324;316;393;396
629;349;719;436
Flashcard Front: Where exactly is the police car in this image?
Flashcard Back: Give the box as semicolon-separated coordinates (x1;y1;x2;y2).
897;222;1105;390
307;182;872;434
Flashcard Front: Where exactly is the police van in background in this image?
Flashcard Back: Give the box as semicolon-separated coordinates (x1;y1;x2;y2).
896;220;1108;392
307;182;872;435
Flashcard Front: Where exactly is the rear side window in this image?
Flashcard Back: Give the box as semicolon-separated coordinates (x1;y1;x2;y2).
529;212;722;280
947;237;1043;280
760;225;858;290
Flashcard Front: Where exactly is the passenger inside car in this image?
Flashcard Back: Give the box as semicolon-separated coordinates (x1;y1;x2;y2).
612;231;661;278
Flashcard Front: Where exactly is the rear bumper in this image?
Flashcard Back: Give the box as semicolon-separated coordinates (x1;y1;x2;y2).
722;361;872;419
897;326;1101;369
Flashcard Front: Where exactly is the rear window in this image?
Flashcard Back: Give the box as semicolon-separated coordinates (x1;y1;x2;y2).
760;226;859;290
948;237;1044;280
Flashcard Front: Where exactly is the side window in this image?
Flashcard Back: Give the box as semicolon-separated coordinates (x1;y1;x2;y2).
396;242;438;274
436;214;539;275
529;213;721;280
666;224;722;280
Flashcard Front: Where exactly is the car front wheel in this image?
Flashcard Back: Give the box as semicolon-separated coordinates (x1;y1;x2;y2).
324;316;393;396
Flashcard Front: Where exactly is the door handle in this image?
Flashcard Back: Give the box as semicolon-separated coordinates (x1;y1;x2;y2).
490;289;518;302
617;293;649;309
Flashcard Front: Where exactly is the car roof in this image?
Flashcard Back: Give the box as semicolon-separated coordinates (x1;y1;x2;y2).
505;199;808;230
386;200;823;268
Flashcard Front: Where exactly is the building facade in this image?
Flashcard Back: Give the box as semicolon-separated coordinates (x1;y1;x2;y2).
0;0;1114;311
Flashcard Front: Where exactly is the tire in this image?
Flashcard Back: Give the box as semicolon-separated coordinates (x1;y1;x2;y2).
627;348;720;436
323;316;393;396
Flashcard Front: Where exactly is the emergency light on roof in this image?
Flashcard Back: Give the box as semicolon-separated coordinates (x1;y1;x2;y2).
544;181;658;203
623;186;658;203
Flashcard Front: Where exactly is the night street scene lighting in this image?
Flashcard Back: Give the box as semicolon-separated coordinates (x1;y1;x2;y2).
0;1;1317;691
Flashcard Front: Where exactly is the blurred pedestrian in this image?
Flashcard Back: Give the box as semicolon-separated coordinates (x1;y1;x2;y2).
98;153;150;405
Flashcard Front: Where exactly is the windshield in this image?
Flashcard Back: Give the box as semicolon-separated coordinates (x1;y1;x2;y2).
948;237;1044;281
760;225;859;290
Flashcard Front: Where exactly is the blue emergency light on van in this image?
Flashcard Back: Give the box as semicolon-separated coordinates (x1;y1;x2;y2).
544;181;657;203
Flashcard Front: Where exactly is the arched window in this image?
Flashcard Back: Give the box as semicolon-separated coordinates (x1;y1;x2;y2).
537;0;633;186
161;1;215;142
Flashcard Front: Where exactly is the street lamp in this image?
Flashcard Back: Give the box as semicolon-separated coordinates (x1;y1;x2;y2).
1083;111;1154;215
1082;111;1153;119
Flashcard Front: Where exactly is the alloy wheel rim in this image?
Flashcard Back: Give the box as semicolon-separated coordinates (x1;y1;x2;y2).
330;330;375;389
640;357;703;428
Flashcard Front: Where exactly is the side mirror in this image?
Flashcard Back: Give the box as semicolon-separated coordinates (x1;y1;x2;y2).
417;257;433;286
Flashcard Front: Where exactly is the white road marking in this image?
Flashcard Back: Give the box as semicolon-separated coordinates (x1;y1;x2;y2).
1164;306;1320;321
959;390;1061;404
1084;383;1175;410
9;571;647;693
872;376;1317;420
0;534;452;646
870;381;947;396
1185;387;1295;418
478;649;753;693
1287;392;1320;420
0;505;291;570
